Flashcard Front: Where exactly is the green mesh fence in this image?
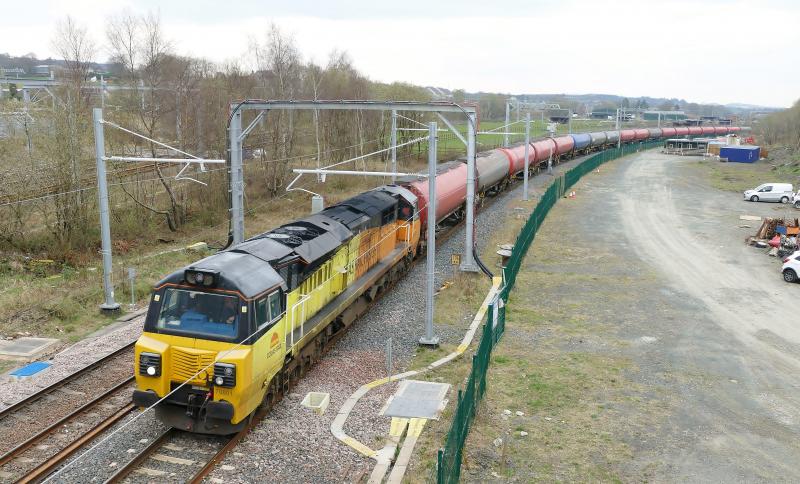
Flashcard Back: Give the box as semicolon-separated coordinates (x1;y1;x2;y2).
436;140;662;483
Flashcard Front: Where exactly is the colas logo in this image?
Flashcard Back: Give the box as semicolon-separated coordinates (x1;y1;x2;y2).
270;332;279;349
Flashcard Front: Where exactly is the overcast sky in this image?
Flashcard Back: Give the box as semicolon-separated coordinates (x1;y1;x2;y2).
1;0;797;107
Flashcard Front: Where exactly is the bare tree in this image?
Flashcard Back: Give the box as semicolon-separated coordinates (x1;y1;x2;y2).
105;10;184;231
52;16;96;106
251;24;302;194
40;16;98;250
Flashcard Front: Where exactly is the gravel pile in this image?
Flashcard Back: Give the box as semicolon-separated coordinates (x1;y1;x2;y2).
0;312;144;411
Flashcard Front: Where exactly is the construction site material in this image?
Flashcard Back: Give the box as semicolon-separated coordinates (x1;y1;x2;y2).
720;145;760;163
753;217;799;240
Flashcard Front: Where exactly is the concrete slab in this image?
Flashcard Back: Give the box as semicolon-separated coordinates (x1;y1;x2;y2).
381;380;450;420
0;337;59;358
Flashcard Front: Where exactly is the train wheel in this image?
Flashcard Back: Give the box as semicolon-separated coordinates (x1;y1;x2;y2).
262;390;276;410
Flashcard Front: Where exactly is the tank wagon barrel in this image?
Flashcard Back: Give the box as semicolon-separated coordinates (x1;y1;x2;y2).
589;132;607;148
570;133;592;152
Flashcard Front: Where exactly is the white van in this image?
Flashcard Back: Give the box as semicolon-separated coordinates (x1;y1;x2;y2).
744;183;794;203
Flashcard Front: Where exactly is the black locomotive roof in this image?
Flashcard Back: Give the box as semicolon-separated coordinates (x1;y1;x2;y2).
231;212;353;267
156;250;285;298
230;237;294;263
153;189;399;298
322;190;396;230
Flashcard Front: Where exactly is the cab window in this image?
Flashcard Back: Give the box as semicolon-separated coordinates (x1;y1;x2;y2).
256;290;283;330
156;289;239;339
269;291;282;320
256;297;269;330
760;186;772;192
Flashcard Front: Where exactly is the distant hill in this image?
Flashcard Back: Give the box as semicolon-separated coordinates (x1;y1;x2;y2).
424;87;782;116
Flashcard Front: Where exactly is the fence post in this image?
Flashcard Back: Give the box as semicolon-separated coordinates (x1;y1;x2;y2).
437;448;444;484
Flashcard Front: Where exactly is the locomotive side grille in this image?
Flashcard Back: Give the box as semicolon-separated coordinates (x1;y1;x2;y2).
171;348;216;385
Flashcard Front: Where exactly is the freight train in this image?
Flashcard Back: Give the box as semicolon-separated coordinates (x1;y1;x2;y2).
132;123;742;434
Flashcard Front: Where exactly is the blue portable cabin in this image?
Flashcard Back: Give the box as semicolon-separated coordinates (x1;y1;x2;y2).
720;145;760;163
569;133;592;152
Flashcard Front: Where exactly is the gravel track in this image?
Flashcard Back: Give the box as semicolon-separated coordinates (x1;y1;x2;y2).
0;381;135;482
0;349;134;456
115;429;229;483
43;409;168;483
0;313;144;412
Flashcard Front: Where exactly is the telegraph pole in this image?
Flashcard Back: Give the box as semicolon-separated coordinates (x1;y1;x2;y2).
229;108;245;245
504;101;510;147
92;108;120;313
391;109;397;183
420;121;440;347
523;113;531;201
460;112;479;273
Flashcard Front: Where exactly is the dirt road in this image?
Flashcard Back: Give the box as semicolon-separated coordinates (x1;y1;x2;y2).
464;150;800;482
618;153;800;480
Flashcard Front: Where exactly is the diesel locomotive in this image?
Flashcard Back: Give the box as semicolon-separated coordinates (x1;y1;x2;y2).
133;123;742;434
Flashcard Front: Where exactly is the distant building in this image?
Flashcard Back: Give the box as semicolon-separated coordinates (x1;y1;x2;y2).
546;108;570;123
643;111;687;121
32;65;53;77
590;108;634;121
590;108;616;119
0;66;26;77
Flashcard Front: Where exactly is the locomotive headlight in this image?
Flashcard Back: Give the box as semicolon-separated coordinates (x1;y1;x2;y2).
185;269;218;287
139;352;161;377
213;362;236;388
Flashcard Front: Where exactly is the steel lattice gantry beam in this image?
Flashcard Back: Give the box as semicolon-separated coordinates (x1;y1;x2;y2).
228;100;481;272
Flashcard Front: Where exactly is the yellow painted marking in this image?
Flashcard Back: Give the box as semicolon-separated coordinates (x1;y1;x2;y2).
342;436;377;458
408;418;427;437
151;453;195;466
332;275;502;462
390;418;409;437
365;377;391;389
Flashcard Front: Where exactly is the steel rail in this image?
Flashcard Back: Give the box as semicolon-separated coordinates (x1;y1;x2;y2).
102;428;175;483
0;377;135;467
0;342;136;422
18;403;136;484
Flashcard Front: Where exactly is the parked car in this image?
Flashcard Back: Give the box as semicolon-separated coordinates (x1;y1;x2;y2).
782;251;800;282
743;183;794;203
793;192;800;209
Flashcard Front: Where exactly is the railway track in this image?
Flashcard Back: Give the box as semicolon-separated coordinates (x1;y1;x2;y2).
0;343;136;461
0;385;136;483
104;406;269;484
